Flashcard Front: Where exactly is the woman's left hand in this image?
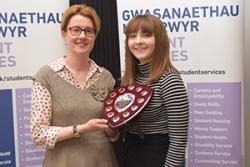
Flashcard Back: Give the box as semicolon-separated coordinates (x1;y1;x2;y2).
104;127;119;137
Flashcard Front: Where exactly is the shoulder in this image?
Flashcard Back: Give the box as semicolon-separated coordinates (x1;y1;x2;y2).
102;67;112;75
160;71;184;85
34;65;53;78
33;65;55;89
100;67;114;80
159;71;188;100
35;57;63;77
98;67;115;89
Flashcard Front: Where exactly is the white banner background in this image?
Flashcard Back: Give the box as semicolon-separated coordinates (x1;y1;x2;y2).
0;1;68;166
117;1;244;167
0;1;245;166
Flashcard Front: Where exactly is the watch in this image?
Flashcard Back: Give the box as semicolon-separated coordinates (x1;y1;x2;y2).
73;125;81;138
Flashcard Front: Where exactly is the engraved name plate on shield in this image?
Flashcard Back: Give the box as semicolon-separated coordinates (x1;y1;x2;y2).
102;83;153;128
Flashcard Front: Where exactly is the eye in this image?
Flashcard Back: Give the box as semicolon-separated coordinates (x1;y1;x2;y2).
84;28;96;37
142;32;152;37
85;28;95;34
128;33;136;38
71;27;81;33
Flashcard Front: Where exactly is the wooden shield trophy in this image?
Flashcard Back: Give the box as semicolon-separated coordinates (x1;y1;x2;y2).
102;84;153;128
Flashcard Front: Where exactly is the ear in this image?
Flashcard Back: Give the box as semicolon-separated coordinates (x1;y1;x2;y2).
61;30;67;41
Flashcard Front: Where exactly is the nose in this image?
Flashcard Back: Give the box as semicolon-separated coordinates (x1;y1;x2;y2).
79;30;87;38
135;35;142;43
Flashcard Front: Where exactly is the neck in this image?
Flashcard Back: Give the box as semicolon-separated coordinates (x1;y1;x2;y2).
65;55;90;72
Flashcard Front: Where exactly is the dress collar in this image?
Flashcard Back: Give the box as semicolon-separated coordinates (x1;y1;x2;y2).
49;56;100;74
137;63;150;77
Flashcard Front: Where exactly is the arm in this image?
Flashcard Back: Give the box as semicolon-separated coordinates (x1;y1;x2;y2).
160;74;189;167
31;80;61;149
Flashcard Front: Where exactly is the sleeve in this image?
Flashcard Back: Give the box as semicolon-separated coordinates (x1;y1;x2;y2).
31;80;61;149
160;73;189;167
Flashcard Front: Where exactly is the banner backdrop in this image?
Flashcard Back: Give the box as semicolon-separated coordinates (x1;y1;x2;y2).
0;1;68;166
116;0;244;167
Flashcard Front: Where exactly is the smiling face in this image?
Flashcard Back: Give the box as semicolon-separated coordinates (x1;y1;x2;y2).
128;29;155;64
123;14;173;85
62;14;96;57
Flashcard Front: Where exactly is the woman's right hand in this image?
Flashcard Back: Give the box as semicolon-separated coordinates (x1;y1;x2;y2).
80;118;109;133
56;119;109;142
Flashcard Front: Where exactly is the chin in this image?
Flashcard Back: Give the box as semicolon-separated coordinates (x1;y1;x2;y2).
137;57;150;63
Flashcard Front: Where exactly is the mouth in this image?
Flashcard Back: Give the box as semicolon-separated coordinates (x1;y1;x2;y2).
76;41;88;47
134;47;148;53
